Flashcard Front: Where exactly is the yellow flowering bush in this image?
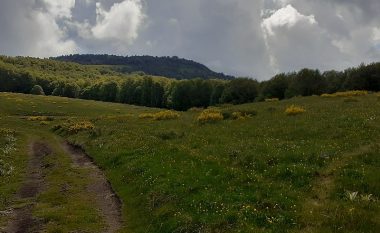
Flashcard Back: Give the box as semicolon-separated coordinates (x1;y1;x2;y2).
231;112;251;120
138;113;156;119
67;121;95;134
139;110;180;121
321;90;368;98
285;105;306;116
153;110;180;120
52;120;95;134
197;109;224;124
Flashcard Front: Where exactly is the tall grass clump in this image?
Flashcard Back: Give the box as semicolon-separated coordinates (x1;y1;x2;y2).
197;108;224;124
285;105;306;116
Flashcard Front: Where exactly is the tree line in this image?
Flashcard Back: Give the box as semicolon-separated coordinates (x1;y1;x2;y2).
1;56;380;111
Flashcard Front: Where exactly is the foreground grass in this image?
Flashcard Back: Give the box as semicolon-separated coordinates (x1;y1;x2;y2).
0;92;380;232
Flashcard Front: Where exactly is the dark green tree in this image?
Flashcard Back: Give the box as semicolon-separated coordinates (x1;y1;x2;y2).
30;85;45;95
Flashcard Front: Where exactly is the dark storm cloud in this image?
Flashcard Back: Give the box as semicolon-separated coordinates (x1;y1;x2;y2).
0;0;379;80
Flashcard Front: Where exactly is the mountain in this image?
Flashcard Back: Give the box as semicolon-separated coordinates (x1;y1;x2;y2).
53;54;234;80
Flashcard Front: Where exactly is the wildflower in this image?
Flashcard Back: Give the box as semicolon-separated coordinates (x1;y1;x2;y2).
346;191;359;201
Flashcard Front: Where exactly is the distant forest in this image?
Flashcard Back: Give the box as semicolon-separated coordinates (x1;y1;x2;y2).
54;54;234;80
0;55;379;111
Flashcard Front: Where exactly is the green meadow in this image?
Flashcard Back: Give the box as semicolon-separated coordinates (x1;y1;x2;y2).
1;92;380;232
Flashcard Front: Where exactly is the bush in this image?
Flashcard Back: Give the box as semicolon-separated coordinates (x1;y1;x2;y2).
67;121;95;133
231;112;251;120
285;105;306;116
153;110;180;120
139;110;180;121
139;113;155;119
51;121;95;134
197;109;224;124
30;85;45;95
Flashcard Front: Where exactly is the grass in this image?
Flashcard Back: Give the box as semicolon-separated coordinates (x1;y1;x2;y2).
0;92;379;232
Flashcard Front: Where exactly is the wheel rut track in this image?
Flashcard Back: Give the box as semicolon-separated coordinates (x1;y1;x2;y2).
5;142;52;233
61;142;123;233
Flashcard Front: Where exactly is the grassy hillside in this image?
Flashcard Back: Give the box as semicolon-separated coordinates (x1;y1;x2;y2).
0;92;380;232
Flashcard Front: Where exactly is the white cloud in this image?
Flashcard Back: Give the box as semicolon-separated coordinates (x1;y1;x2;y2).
41;0;76;19
261;4;344;75
91;0;145;43
373;27;380;41
31;10;77;56
261;4;316;36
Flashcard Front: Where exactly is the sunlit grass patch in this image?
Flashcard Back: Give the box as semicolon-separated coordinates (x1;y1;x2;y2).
321;90;368;98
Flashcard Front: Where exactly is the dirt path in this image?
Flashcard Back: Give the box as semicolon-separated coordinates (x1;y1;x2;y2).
61;142;123;233
298;144;373;232
5;142;52;233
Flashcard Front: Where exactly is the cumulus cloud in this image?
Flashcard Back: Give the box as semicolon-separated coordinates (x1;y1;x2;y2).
261;4;343;74
91;0;145;43
40;0;76;19
0;0;77;57
261;5;316;36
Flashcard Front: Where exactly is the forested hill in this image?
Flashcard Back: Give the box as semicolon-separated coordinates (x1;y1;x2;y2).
53;54;234;80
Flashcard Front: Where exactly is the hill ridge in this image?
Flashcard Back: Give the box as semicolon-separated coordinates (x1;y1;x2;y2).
53;54;234;80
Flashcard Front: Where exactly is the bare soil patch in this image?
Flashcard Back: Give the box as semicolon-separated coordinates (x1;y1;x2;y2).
61;142;123;233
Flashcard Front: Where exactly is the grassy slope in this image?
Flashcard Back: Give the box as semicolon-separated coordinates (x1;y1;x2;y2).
0;92;379;232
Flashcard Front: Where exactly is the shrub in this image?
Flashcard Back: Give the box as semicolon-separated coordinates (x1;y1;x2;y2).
153;110;180;120
52;121;95;134
67;121;95;134
139;113;155;119
197;109;224;124
321;90;368;98
30;85;45;95
231;112;251;120
139;110;180;121
285;105;306;116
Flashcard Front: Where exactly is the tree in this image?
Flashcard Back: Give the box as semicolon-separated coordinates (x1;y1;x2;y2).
287;69;326;97
221;78;258;104
30;85;45;95
63;83;81;98
100;81;119;102
261;73;290;99
210;83;225;105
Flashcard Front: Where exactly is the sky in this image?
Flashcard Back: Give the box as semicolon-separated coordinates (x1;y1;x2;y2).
0;0;379;80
